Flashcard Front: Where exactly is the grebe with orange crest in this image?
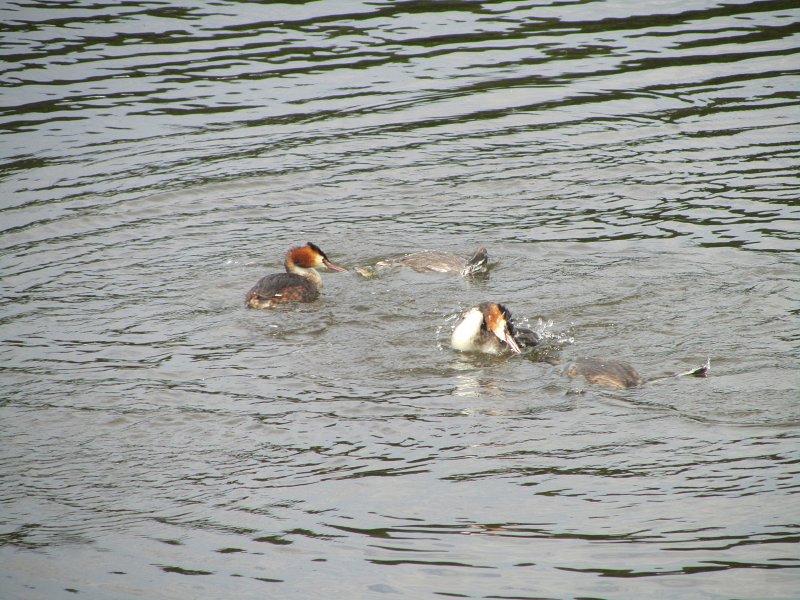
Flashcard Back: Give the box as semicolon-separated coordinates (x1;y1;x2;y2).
245;242;347;309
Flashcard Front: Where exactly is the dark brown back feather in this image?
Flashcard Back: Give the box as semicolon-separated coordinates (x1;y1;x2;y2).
246;273;318;306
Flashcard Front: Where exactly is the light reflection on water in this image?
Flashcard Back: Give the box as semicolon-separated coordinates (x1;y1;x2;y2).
1;0;799;598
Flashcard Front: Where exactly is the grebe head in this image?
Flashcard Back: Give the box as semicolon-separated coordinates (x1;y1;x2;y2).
480;302;521;354
287;242;347;272
452;302;523;354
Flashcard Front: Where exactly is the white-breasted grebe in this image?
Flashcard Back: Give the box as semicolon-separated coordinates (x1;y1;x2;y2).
451;302;539;355
245;242;347;309
358;246;489;278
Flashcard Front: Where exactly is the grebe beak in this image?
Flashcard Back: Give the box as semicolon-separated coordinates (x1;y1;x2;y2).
322;258;347;272
503;329;522;354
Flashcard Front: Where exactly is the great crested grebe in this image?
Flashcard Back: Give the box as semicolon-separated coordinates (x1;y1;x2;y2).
451;302;540;355
565;357;710;389
565;358;642;389
245;242;347;309
357;246;489;278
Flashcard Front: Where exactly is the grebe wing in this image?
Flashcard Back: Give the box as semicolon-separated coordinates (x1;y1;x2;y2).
246;273;317;306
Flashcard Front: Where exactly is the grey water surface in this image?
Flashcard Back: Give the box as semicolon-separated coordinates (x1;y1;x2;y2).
2;1;799;598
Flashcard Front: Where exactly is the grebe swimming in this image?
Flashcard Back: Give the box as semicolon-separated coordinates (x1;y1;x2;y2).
450;302;539;355
565;358;642;389
565;357;709;389
245;242;347;309
357;246;489;278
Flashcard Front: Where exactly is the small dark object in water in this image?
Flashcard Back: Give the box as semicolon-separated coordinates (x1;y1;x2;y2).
510;324;541;349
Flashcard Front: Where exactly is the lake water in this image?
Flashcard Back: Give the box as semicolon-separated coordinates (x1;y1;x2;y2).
1;1;799;598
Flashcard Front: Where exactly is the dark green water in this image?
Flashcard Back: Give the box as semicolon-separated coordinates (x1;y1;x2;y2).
1;1;799;598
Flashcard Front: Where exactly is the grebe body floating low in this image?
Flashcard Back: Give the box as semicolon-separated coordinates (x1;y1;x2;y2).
245;242;346;309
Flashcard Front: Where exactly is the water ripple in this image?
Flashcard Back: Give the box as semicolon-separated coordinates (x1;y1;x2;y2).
2;1;799;598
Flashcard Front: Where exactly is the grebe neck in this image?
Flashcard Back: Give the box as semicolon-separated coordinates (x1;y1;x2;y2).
451;308;483;352
286;260;322;287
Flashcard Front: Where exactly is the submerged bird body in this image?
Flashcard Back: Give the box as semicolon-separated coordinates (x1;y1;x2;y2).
245;242;346;309
566;357;710;389
367;246;488;277
566;358;642;389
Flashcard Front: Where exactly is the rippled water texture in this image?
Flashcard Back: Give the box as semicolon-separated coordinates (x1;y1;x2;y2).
2;1;799;598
